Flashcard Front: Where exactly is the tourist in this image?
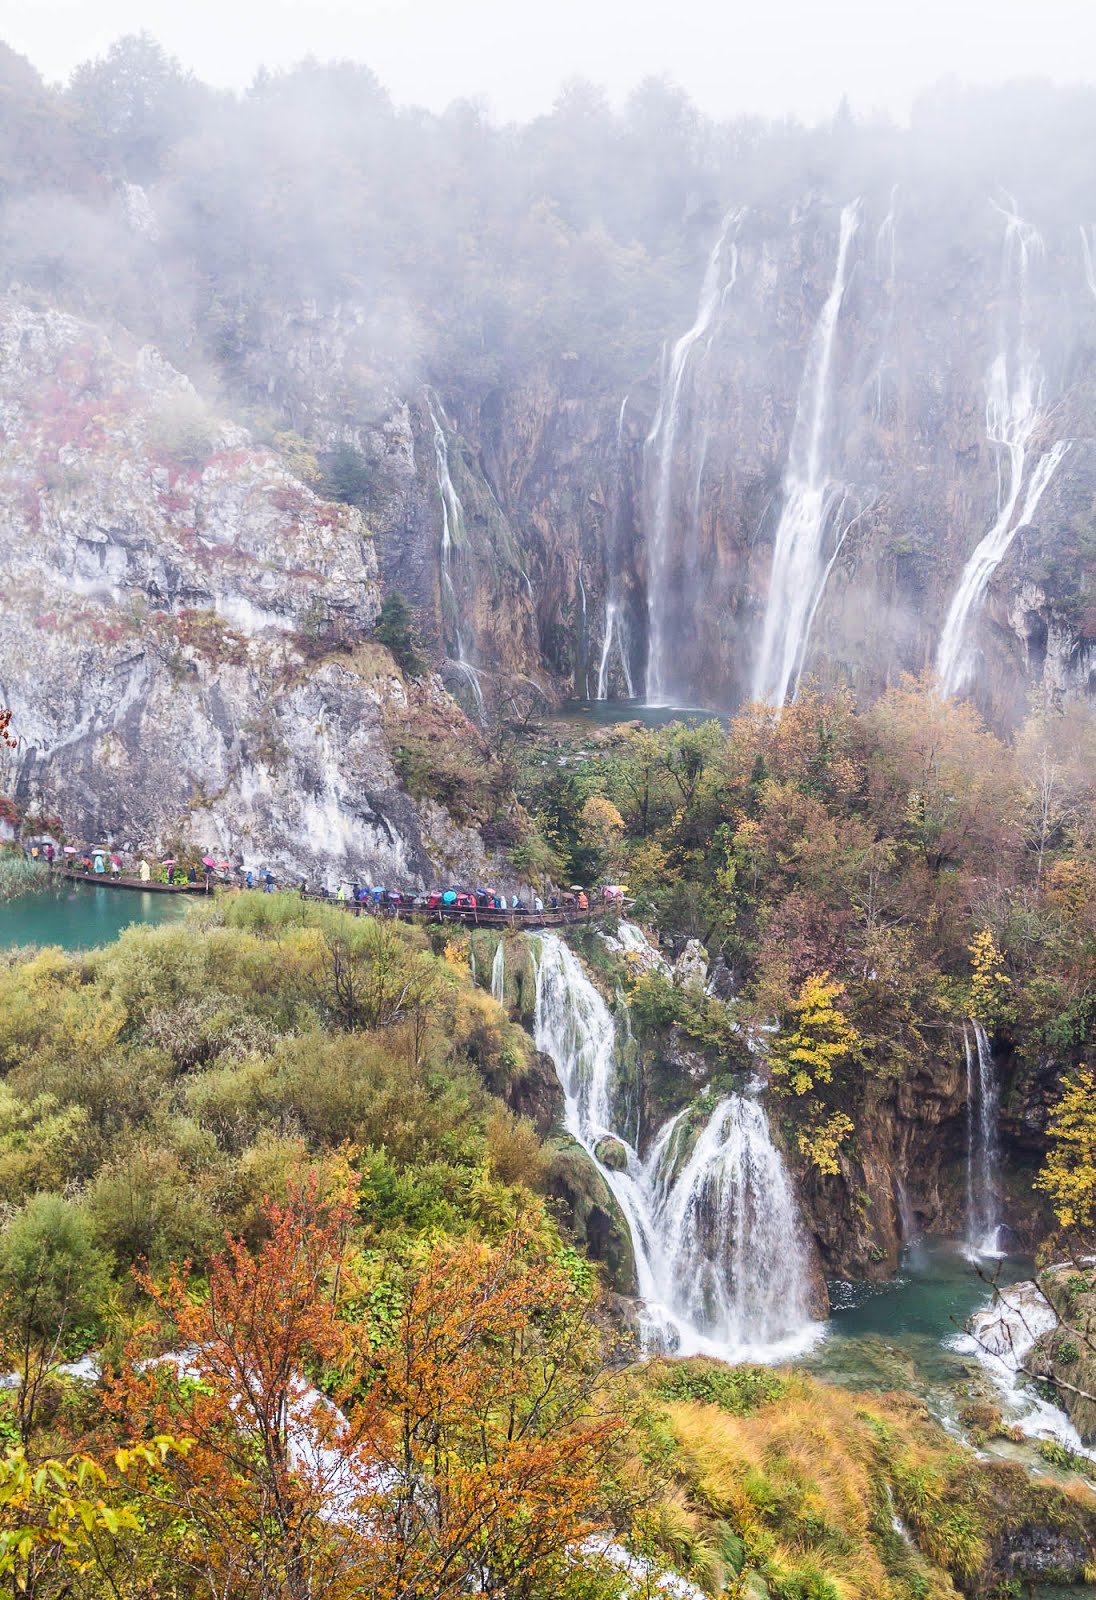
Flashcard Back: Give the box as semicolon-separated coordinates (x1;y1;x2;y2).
139;859;150;882
110;854;122;879
336;883;347;903
577;889;588;911
93;853;105;875
263;870;274;893
534;894;544;914
245;869;253;889
45;843;54;867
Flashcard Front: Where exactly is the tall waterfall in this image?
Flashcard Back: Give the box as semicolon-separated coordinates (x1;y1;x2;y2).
490;939;506;1005
752;201;862;709
534;931;820;1359
964;1020;1003;1257
596;398;636;700
936;205;1069;696
428;400;485;721
644;212;741;707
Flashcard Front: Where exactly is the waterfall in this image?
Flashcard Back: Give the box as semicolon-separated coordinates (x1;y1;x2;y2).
964;1021;1003;1258
597;394;637;701
752;201;862;709
576;564;590;698
427;399;485;721
645;211;741;707
490;939;506;1005
936;205;1069;696
595;601;635;701
534;932;820;1359
1081;224;1096;301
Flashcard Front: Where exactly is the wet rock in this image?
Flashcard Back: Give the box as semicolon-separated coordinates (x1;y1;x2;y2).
595;1135;629;1172
672;939;709;992
546;1135;636;1295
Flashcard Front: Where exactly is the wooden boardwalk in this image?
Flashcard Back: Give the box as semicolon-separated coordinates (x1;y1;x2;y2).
54;869;615;931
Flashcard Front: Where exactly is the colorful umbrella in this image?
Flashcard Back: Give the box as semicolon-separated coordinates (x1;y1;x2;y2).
63;846;76;855
201;856;215;868
161;857;176;866
442;890;458;904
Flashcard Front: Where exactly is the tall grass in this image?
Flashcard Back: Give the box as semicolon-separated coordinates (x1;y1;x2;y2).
0;852;49;901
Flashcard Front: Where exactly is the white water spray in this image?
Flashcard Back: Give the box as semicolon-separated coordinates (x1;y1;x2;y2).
596;601;635;700
490;939;506;1005
964;1021;1003;1258
645;212;741;706
534;932;820;1359
428;399;485;721
937;205;1068;695
753;201;861;708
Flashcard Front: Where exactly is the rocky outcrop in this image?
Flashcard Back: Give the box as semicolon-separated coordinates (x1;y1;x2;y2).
545;1134;637;1295
0;293;498;886
1033;1265;1096;1446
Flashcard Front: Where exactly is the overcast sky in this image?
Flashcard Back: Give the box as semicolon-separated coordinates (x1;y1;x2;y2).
7;0;1096;124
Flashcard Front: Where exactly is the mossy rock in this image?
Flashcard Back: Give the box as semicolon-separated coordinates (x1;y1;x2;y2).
595;1135;629;1172
546;1134;636;1294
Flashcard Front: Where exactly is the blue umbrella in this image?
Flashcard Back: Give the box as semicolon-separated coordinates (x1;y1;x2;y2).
442;890;458;905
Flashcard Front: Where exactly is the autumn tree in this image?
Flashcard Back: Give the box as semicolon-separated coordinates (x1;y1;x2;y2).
0;1195;110;1445
1035;1068;1096;1234
110;1168;624;1600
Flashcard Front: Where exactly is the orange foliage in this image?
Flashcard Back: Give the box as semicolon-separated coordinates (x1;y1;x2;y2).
108;1166;621;1600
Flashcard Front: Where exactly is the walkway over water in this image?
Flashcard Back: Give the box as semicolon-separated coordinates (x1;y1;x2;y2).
54;869;615;932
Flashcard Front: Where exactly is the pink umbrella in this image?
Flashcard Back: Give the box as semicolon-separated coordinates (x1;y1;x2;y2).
201;856;215;868
63;845;76;855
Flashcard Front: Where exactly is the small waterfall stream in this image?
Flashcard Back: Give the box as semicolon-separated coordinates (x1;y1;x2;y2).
753;200;861;709
427;399;486;721
490;939;506;1005
534;930;820;1359
964;1020;1003;1258
936;204;1069;695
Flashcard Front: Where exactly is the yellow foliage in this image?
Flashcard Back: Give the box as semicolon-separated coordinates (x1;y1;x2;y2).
1035;1067;1096;1231
798;1110;855;1175
968;929;1010;1028
769;973;860;1096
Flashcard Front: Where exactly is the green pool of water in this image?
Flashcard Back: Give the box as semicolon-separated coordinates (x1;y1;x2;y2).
549;698;726;730
1;879;188;949
807;1238;1034;1395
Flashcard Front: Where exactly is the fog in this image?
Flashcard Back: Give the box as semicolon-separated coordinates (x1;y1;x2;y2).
8;0;1096;123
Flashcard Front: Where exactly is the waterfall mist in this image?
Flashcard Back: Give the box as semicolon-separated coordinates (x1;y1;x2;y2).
534;930;821;1359
964;1020;1003;1258
752;200;861;709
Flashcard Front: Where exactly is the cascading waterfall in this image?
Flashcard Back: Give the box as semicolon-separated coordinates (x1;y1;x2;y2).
645;211;742;706
427;399;485;721
964;1020;1003;1258
534;930;820;1358
936;204;1069;696
752;200;861;709
490;939;506;1005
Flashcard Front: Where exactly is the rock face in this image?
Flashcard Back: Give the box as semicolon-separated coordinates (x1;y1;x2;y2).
225;199;1096;727
0;294;496;886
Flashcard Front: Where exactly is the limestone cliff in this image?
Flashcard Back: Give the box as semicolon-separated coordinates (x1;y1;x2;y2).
0;292;500;886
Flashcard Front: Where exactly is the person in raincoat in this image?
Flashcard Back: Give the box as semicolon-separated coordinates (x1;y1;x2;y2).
577;889;588;911
139;859;151;882
93;852;105;875
336;883;347;904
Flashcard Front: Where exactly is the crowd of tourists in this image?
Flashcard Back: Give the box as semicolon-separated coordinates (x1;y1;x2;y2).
26;838;628;920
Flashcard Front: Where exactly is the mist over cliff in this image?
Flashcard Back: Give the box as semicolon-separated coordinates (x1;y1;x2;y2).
2;34;1096;865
